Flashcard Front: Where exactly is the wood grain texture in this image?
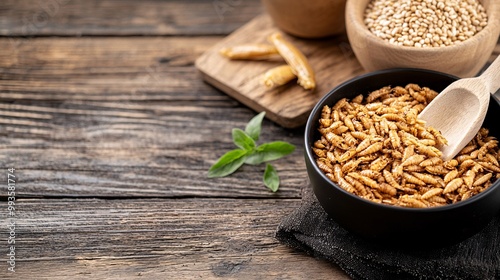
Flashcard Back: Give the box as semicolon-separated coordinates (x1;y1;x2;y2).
196;14;365;128
0;37;307;199
0;198;350;279
0;0;263;36
1;0;499;278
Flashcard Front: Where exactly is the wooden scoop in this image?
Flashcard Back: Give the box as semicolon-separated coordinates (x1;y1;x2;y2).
419;56;500;161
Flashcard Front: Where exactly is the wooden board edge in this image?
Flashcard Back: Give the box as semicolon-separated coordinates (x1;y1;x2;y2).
195;59;308;129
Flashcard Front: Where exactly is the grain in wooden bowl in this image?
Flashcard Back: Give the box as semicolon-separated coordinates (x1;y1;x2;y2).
345;0;500;77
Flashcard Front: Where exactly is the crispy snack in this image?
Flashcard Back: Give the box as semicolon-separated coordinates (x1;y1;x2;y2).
313;84;500;208
219;44;279;60
262;65;297;88
268;32;316;90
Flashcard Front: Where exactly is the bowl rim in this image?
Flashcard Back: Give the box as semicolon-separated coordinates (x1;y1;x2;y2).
304;67;500;213
346;0;500;53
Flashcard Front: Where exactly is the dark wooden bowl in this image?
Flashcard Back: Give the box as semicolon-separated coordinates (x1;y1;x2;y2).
304;68;500;247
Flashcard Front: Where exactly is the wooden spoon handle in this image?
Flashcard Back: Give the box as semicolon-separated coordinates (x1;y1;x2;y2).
480;55;500;94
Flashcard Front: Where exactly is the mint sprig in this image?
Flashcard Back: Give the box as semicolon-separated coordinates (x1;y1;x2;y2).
207;112;295;192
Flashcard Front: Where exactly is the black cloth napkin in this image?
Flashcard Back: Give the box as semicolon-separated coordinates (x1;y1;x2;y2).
276;183;500;280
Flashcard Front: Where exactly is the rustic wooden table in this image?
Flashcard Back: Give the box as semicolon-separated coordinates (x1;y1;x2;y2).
1;1;499;279
0;1;352;279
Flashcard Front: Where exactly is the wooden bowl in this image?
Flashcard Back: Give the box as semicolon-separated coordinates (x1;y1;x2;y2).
304;68;500;247
345;0;500;77
262;0;347;38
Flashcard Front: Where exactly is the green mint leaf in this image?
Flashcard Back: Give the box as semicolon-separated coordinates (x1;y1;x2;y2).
208;149;248;178
232;128;256;151
245;141;296;165
263;163;279;192
245;112;266;141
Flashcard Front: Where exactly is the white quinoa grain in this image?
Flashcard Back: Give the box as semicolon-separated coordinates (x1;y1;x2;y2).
364;0;488;48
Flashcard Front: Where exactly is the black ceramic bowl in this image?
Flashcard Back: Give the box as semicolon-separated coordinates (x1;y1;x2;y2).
304;68;500;247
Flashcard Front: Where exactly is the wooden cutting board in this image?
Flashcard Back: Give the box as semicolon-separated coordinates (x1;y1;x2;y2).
195;14;365;128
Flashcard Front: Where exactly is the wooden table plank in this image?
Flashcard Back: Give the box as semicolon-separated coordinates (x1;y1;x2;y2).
0;37;306;198
0;198;350;279
0;0;262;37
5;164;306;198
